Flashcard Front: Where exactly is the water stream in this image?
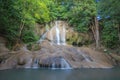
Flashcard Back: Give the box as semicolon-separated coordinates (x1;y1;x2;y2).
55;21;60;45
32;58;39;69
51;58;71;69
37;31;48;43
60;58;71;69
38;21;66;45
61;24;66;45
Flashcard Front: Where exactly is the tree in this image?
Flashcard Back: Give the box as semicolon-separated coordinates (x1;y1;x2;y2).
0;0;51;49
66;0;100;48
98;0;120;48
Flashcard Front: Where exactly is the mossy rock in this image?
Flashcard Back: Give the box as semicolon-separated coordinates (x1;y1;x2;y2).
66;31;92;46
27;43;41;51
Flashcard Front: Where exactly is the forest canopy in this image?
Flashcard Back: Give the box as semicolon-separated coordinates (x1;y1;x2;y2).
0;0;119;49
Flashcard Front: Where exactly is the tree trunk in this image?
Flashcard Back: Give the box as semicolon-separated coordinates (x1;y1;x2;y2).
90;17;100;49
12;22;24;50
95;17;100;48
118;24;120;41
19;22;24;39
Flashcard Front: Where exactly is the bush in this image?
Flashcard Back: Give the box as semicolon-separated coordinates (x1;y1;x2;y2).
101;21;119;48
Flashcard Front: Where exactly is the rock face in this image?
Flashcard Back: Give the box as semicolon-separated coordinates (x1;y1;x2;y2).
37;20;92;46
0;40;113;70
38;21;67;45
66;28;92;46
46;21;66;45
35;41;113;69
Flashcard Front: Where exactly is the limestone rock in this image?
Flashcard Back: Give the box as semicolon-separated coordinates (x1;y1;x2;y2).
0;40;113;70
36;20;92;46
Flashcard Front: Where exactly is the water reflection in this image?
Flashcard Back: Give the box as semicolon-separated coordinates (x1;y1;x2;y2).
0;68;120;80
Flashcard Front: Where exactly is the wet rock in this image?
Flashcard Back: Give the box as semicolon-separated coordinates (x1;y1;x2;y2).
32;42;113;69
35;21;92;46
0;39;113;70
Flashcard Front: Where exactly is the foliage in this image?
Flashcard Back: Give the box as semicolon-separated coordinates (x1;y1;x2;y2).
101;20;119;48
0;0;50;47
46;0;70;20
47;0;97;32
21;27;39;43
98;0;120;23
98;0;120;48
0;0;119;49
67;0;97;32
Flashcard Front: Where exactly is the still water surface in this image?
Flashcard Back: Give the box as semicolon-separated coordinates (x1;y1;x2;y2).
0;68;120;80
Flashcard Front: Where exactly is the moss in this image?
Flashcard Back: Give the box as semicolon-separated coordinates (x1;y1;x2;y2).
27;43;41;51
66;31;92;46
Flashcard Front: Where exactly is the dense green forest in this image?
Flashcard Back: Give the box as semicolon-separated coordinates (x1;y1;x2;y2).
0;0;120;50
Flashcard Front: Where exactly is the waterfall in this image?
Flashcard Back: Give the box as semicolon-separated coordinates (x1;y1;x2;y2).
51;58;71;69
37;25;49;44
81;54;92;62
78;50;92;62
38;57;72;69
54;21;66;45
61;25;66;45
32;58;39;69
37;31;47;43
52;62;56;69
60;58;71;69
37;21;66;45
55;21;60;45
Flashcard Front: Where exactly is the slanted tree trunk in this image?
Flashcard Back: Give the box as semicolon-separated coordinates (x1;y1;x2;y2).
91;17;100;49
19;22;24;39
12;22;24;50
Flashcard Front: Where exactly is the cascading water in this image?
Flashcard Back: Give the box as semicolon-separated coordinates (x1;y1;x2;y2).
55;21;60;45
61;25;66;45
60;58;71;69
32;58;39;69
51;62;56;69
82;54;91;62
53;21;66;45
37;21;66;45
37;24;49;44
79;51;92;62
37;31;48;43
51;58;71;69
39;57;71;69
37;21;71;69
